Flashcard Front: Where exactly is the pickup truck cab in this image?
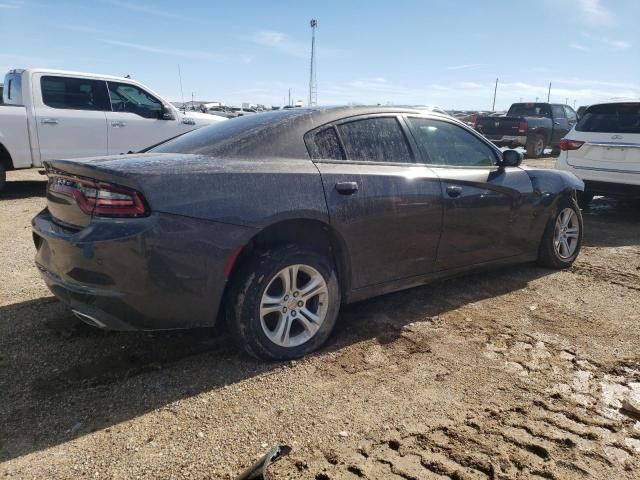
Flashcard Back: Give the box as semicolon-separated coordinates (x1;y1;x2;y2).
475;102;578;158
0;68;226;191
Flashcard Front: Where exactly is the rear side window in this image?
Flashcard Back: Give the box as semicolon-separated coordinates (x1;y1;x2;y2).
337;117;412;163
107;82;163;119
309;127;344;160
41;76;109;111
408;117;497;167
576;103;640;134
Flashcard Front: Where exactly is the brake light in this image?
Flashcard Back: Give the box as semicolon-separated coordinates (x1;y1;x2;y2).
47;172;149;217
559;138;585;151
518;119;527;133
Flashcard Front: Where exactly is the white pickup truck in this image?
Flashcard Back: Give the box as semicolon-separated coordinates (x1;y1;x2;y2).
0;68;227;191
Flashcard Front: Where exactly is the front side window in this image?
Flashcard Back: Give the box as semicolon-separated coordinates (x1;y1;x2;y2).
563;106;577;122
408;117;497;167
576;103;640;134
41;76;109;111
551;105;566;119
107;82;163;119
337;117;412;163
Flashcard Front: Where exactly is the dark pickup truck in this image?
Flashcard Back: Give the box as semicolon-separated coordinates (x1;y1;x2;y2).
475;103;578;158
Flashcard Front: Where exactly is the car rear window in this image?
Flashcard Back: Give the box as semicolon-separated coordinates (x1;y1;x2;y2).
576;103;640;134
507;103;552;118
308;127;344;160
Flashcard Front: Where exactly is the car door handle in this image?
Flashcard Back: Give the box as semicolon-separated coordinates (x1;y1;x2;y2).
41;118;58;125
111;121;126;127
446;185;463;198
335;181;359;195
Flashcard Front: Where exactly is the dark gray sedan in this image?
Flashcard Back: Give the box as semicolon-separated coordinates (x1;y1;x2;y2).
32;107;584;360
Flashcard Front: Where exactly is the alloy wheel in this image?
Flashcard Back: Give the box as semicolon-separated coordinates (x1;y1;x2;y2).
259;264;329;348
553;207;580;259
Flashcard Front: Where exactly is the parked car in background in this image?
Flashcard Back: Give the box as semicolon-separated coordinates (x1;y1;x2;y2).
555;99;640;207
32;106;584;360
0;68;227;191
475;102;578;158
231;106;256;116
576;105;588;121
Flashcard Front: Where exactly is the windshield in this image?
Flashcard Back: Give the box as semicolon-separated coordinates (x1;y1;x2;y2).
507;103;552;118
576;103;640;134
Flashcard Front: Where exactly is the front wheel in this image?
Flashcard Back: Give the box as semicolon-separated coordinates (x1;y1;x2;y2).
227;245;341;360
537;196;583;269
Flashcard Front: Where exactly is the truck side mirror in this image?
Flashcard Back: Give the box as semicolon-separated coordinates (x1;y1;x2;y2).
160;106;175;120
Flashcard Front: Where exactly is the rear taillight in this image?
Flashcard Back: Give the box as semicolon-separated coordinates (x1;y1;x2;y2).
518;119;527;133
47;172;149;217
559;138;585;151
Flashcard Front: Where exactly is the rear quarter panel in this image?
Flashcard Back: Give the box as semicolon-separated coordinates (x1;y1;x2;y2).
0;105;32;169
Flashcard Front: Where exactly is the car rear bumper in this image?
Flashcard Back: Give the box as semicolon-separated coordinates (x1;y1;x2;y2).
32;208;254;330
556;151;640;197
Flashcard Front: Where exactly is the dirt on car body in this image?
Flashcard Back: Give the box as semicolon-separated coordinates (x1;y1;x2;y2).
1;166;640;479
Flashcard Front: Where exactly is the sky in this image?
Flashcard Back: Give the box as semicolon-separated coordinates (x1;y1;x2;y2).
1;0;639;110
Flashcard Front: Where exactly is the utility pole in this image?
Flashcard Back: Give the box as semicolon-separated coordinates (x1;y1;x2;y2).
573;99;577;108
547;82;552;102
492;78;498;112
565;97;568;105
178;65;185;111
288;88;291;107
308;19;318;107
191;92;194;111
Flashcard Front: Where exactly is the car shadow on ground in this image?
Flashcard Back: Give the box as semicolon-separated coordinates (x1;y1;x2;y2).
0;262;554;461
0;180;47;199
581;197;640;248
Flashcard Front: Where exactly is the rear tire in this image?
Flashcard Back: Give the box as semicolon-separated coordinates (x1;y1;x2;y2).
537;196;583;269
226;245;341;360
526;134;545;159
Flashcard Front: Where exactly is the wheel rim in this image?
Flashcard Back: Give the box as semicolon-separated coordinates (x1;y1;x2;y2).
553;208;580;259
535;138;544;156
259;264;329;348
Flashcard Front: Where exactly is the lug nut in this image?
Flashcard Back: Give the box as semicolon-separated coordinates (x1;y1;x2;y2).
297;301;304;307
284;295;289;301
282;307;288;313
293;291;299;297
291;310;297;316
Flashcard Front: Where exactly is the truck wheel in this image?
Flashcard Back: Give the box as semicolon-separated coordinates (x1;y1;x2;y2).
537;196;583;269
526;134;545;159
226;245;341;360
0;164;6;193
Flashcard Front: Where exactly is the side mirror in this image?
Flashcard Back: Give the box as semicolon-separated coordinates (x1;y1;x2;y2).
501;149;523;167
160;106;175;120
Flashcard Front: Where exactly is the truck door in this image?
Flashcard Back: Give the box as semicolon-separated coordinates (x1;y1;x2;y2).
105;82;191;155
551;105;570;146
34;74;109;161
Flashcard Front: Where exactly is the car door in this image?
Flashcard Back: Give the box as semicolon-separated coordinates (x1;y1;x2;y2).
34;74;109;161
405;116;535;272
105;81;190;154
305;115;444;290
551;104;570;145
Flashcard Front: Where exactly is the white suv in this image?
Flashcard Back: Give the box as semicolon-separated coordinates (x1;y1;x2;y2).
555;99;640;207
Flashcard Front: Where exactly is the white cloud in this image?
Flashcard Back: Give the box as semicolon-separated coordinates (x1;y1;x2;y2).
249;31;308;58
447;64;487;71
109;0;175;19
603;38;630;50
570;43;590;51
0;2;19;7
577;0;614;26
101;39;227;61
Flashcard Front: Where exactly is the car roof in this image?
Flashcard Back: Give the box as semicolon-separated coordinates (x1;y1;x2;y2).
586;98;640;106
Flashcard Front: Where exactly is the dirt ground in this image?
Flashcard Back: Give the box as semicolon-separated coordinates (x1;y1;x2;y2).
1;163;639;479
